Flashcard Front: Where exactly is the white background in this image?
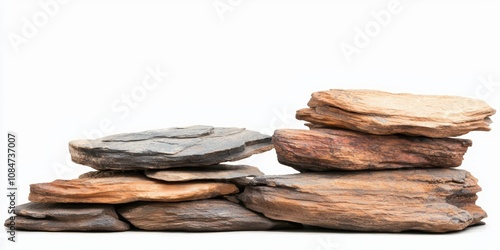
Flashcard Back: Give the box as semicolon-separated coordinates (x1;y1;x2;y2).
1;0;500;249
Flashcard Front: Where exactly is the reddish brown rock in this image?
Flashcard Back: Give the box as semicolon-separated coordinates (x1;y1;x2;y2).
5;202;129;231
296;89;495;138
239;168;486;233
29;172;238;204
273;128;472;171
118;199;298;231
69;125;273;170
145;164;264;182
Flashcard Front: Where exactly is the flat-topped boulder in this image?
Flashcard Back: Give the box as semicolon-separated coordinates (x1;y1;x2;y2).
5;202;129;231
273;128;472;171
239;168;486;233
69;125;273;170
145;164;264;182
296;89;495;138
118;199;299;231
29;171;238;204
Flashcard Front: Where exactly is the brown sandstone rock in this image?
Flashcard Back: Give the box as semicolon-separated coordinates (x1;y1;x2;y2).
29;172;238;204
145;164;264;182
296;89;495;138
69;125;273;170
273;128;472;171
239;168;486;233
118;199;298;231
5;202;129;231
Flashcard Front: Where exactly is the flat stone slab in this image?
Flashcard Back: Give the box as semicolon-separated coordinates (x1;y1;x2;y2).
296;89;495;138
118;199;298;231
4;202;129;231
273;128;472;171
29;172;238;204
69;125;273;170
145;164;264;182
239;168;486;233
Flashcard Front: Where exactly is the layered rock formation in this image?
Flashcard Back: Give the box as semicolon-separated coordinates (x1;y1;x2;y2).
239;169;485;232
8;126;287;232
243;89;493;232
4;90;495;233
296;89;495;138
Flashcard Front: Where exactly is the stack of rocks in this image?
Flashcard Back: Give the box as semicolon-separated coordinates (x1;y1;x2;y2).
240;89;496;232
4;89;496;234
8;125;297;232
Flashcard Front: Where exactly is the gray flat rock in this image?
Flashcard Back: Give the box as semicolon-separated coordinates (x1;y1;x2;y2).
5;202;129;231
118;199;299;231
69;125;273;170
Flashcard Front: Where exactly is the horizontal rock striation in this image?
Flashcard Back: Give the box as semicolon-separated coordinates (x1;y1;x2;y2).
296;89;495;138
239;168;486;233
273;128;472;171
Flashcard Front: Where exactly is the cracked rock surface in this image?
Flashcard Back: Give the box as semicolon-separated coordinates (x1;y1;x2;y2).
69;125;273;170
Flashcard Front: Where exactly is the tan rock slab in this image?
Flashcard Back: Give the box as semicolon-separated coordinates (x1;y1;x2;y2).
29;172;239;204
296;89;495;138
145;164;264;182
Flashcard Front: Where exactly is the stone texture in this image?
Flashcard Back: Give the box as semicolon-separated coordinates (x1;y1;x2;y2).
239;168;486;233
296;89;495;138
5;202;129;231
69;125;273;170
29;172;239;204
273;128;472;171
145;164;264;182
118;199;298;231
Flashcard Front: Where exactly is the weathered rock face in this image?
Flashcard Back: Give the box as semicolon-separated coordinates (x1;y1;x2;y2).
145;164;264;182
118;199;298;231
29;172;239;204
273;128;472;171
296;89;495;138
239;168;486;233
5;202;129;231
69;125;273;170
